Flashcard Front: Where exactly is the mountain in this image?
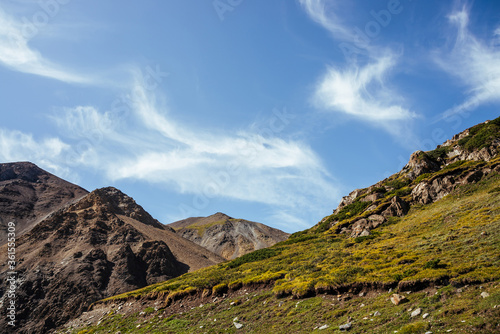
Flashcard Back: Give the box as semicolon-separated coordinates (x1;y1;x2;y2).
62;117;500;333
0;162;88;246
169;212;289;260
0;185;224;334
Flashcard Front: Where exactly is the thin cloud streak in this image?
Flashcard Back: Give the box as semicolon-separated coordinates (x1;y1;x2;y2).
436;6;500;118
0;7;90;84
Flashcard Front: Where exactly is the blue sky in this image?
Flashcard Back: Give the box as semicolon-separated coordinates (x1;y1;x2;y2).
0;0;499;233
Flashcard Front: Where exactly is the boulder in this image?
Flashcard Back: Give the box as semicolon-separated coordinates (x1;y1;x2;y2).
367;214;386;228
350;219;369;238
339;323;352;331
412;176;455;205
481;292;490;298
390;294;407;305
411;308;422;317
382;196;409;217
360;193;384;202
403;151;441;180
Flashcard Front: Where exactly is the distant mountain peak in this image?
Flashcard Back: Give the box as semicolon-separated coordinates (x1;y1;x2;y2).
169;213;289;260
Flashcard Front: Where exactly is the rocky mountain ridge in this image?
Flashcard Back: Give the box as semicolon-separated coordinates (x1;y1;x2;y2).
0;184;224;334
323;117;500;238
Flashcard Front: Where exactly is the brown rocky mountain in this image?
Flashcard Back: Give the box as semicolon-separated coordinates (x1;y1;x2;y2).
0;184;224;334
169;212;289;260
0;162;88;246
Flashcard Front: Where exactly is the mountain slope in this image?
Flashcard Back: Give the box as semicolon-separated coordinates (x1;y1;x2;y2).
169;212;289;260
0;162;88;246
62;117;500;333
0;186;224;334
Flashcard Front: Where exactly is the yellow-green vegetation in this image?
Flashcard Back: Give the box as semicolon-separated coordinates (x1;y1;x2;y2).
64;281;500;333
458;116;500;151
183;219;227;236
100;171;499;305
71;146;500;333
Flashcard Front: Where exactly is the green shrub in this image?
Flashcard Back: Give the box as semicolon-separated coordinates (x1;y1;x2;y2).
370;186;387;194
226;248;283;269
399;321;428;334
212;283;228;296
488;186;500;193
334;201;372;221
395;187;412;197
386;178;411;190
143;307;155;315
427;146;451;160
280;234;317;245
414;173;432;184
424;259;445;269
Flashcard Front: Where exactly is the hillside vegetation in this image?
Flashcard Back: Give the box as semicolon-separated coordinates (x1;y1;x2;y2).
60;119;500;333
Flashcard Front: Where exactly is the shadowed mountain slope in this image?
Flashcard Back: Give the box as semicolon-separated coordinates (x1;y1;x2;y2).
0;186;223;334
0;162;88;246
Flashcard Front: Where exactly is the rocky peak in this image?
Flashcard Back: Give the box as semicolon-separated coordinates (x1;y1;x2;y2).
72;187;165;230
0;161;46;183
208;212;233;221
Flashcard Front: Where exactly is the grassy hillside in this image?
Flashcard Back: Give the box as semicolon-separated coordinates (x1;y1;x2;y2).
62;154;500;333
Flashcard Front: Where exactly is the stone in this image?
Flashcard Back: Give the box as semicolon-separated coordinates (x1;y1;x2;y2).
361;193;384;202
390;294;407;305
367;214;386;228
481;292;490;298
373;311;381;317
411;308;422;317
339;323;352;331
318;324;329;330
382;196;410;217
422;313;429;319
403;150;441;179
359;230;370;237
233;322;243;329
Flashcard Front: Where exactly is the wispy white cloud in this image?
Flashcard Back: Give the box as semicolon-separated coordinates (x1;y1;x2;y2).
299;0;416;130
0;128;74;179
0;7;90;83
5;77;337;229
299;0;354;42
435;6;500;118
102;82;337;211
313;54;415;122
